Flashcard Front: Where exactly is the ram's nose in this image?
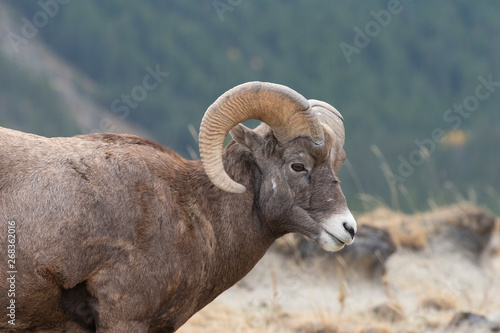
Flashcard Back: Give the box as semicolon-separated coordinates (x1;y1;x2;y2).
341;212;357;244
343;221;356;239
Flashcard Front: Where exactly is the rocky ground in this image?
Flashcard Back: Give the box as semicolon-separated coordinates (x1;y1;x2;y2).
179;203;500;333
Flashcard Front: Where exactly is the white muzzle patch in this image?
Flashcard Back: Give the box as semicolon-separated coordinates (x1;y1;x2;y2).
317;210;357;252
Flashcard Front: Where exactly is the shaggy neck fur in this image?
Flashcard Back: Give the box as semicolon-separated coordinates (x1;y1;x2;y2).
159;141;275;329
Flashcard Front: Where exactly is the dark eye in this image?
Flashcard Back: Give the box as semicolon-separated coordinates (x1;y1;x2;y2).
291;163;306;172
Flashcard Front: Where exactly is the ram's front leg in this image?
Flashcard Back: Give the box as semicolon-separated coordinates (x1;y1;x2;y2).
96;321;149;333
88;270;154;333
64;321;96;333
91;293;151;333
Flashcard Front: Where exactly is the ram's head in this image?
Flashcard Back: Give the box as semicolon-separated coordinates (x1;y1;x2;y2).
199;82;356;251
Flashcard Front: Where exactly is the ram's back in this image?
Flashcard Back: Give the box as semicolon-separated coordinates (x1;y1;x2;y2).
0;127;184;288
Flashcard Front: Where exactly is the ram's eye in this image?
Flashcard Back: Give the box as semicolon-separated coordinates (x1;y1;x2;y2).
291;163;306;172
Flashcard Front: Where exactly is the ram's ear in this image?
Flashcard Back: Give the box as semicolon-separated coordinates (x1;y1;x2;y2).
230;124;265;152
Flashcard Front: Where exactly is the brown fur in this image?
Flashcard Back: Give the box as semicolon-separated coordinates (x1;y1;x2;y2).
0;123;350;332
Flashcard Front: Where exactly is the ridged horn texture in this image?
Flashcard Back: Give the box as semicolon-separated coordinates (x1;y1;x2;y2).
308;99;345;146
199;81;324;193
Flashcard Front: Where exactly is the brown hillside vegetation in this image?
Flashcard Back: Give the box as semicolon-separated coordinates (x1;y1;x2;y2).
179;203;500;333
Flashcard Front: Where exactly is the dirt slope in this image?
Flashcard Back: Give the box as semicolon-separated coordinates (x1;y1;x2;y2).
179;203;500;333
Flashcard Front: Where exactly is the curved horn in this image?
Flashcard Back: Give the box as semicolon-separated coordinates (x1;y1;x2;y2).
199;81;324;193
308;99;345;146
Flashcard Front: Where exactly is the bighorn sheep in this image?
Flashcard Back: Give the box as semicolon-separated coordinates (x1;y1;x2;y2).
0;82;356;332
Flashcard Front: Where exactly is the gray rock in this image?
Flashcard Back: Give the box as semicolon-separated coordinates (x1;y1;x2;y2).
448;312;499;332
280;225;397;279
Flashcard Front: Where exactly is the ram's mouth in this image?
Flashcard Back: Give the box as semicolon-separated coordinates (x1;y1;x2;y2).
318;228;346;251
324;229;345;246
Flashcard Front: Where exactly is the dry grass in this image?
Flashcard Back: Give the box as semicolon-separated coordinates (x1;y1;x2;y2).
178;304;339;333
356;207;428;249
487;218;500;256
421;294;458;311
179;304;442;333
371;301;405;322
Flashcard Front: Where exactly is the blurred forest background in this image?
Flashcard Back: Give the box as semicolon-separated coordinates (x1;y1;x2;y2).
1;0;499;214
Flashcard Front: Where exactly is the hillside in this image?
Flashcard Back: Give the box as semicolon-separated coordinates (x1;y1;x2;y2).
1;0;499;212
0;0;150;138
